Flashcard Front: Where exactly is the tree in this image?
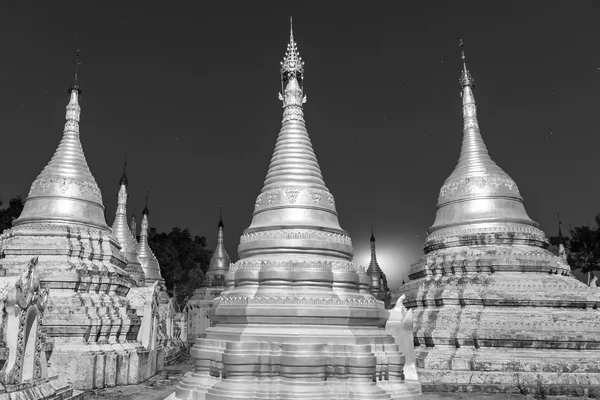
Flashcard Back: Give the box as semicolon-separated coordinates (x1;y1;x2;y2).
148;227;213;308
0;196;24;234
550;214;600;286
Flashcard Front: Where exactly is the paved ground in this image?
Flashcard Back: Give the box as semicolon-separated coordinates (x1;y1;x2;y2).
84;354;587;400
85;354;192;400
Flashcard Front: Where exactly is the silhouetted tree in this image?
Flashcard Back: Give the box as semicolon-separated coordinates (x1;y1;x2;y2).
0;196;24;234
148;227;213;308
550;214;600;286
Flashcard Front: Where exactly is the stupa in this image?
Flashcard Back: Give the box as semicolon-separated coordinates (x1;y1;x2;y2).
186;208;232;344
111;157;146;285
137;192;164;285
0;59;156;389
135;193;185;361
399;43;600;394
367;226;391;308
168;21;421;400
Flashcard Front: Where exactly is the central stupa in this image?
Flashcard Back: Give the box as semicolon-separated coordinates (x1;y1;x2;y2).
169;21;421;400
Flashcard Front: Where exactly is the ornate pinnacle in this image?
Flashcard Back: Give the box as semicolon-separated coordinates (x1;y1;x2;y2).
280;16;304;86
119;154;128;186
370;221;375;243
218;206;224;229
459;39;474;88
557;211;563;242
142;189;149;216
68;49;83;94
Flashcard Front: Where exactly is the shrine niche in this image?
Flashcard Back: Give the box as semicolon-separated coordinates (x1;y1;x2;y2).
0;257;75;399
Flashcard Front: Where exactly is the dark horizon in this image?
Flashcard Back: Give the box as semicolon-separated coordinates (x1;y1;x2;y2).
1;1;599;289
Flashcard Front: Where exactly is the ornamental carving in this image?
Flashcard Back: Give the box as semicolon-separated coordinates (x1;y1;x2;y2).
240;229;352;246
307;189;322;204
438;176;520;198
426;225;547;244
29;177;102;202
218;295;383;309
284;187;302;204
231;260;363;273
254;187;337;213
0;257;49;385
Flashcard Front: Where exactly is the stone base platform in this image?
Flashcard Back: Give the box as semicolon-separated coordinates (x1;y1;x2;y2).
415;346;600;396
51;345;165;390
0;375;83;400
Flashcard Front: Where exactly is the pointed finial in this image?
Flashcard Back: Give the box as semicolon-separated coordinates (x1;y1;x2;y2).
119;154;128;186
68;49;83;94
402;274;406;285
280;17;304;85
142;189;149;216
218;206;224;228
557;211;563;241
370;221;375;242
459;39;474;88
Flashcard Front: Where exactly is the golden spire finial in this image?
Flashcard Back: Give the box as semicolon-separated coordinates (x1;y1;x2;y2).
370;221;375;242
218;205;224;229
280;17;304;86
557;211;563;241
142;189;149;216
119;154;128;186
68;49;82;94
459;39;474;88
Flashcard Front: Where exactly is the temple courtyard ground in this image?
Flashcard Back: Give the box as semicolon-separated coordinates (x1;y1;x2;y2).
83;352;595;400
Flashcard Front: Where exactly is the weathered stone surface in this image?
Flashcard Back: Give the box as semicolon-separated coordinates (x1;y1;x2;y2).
0;258;77;399
396;52;600;394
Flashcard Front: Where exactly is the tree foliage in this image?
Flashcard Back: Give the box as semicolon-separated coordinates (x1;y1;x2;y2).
0;196;24;234
549;214;600;286
148;227;213;308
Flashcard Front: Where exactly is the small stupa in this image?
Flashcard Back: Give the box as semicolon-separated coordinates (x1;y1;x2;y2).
399;42;600;394
367;225;391;308
134;191;185;361
0;55;150;389
112;156;146;285
169;20;421;400
137;191;164;285
185;207;231;343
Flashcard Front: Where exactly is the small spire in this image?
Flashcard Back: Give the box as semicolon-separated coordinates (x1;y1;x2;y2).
459;39;474;88
557;211;563;242
402;274;406;285
68;49;83;94
218;206;224;228
370;221;375;243
142;189;149;216
119;154;128;186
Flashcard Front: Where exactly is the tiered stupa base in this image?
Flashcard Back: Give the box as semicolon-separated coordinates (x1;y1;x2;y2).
0;223;158;390
171;298;422;400
400;243;600;395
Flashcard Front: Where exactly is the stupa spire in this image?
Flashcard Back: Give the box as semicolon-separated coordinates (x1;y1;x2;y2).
119;154;128;186
14;51;108;230
204;207;231;283
557;211;568;261
137;190;163;284
240;21;349;260
130;203;137;238
367;222;382;274
424;40;541;250
111;158;145;284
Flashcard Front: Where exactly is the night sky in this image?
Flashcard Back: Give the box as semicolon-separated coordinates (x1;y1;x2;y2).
1;1;598;289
